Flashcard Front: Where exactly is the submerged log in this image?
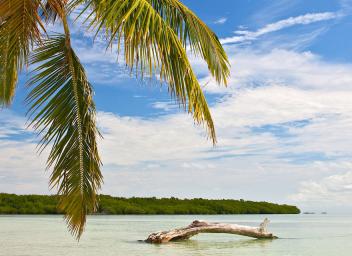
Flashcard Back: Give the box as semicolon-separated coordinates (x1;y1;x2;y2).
145;218;277;243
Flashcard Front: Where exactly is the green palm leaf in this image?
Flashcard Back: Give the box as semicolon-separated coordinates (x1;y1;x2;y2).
75;0;230;143
0;32;18;106
26;34;103;239
75;0;229;83
0;0;44;106
145;0;230;85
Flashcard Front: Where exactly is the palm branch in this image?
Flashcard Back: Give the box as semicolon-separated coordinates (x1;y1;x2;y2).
0;0;44;105
77;0;230;142
0;0;230;239
26;34;102;239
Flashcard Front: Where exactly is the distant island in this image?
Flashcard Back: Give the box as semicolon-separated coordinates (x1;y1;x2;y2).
0;193;300;215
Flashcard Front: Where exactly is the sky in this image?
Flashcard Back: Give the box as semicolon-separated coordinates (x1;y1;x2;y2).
1;0;352;213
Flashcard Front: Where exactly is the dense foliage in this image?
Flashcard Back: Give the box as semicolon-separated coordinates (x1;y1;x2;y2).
0;193;300;215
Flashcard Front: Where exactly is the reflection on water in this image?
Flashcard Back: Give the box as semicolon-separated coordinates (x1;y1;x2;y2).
163;237;274;250
146;238;274;256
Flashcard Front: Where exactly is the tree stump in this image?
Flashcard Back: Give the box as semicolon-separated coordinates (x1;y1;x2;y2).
145;218;277;243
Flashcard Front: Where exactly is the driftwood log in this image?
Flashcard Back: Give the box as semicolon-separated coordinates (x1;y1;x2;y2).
145;218;277;243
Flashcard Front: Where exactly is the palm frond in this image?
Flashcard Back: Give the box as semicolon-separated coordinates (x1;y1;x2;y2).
0;33;17;106
74;0;228;143
41;0;67;23
26;34;102;239
0;0;45;106
146;0;230;85
73;0;229;85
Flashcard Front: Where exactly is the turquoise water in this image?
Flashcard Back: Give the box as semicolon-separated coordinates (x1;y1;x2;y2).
0;214;351;256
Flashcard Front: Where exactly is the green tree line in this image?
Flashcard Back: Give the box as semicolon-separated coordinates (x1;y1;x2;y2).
0;193;300;215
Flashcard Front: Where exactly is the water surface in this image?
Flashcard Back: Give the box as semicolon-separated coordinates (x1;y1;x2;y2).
0;214;351;255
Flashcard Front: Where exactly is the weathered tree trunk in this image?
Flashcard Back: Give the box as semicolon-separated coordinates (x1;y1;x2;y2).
145;218;277;243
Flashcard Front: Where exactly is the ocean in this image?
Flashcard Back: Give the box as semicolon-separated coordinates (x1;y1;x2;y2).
0;214;350;256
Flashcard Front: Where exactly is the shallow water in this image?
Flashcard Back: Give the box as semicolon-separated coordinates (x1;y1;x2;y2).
0;214;351;256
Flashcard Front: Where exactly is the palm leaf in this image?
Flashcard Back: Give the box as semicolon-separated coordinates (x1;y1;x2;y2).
74;0;230;143
0;32;18;106
26;34;103;239
0;0;44;106
41;0;68;23
73;0;229;84
144;0;230;85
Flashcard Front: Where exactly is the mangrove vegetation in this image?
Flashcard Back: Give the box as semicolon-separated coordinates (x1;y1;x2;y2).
0;193;300;215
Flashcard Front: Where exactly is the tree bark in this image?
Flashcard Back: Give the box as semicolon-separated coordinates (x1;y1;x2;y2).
145;218;277;243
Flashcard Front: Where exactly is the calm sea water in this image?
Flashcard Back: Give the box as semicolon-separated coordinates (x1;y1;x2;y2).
0;214;351;256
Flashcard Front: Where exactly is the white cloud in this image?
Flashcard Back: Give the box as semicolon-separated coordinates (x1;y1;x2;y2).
97;112;209;166
0;111;49;194
194;48;352;93
0;140;49;194
151;101;178;111
220;12;341;44
290;167;352;208
97;84;352;168
214;17;227;24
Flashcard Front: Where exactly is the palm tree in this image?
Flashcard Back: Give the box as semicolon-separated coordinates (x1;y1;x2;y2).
0;0;229;239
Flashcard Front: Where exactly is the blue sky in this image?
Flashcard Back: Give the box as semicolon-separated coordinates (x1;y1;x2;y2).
2;0;352;212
